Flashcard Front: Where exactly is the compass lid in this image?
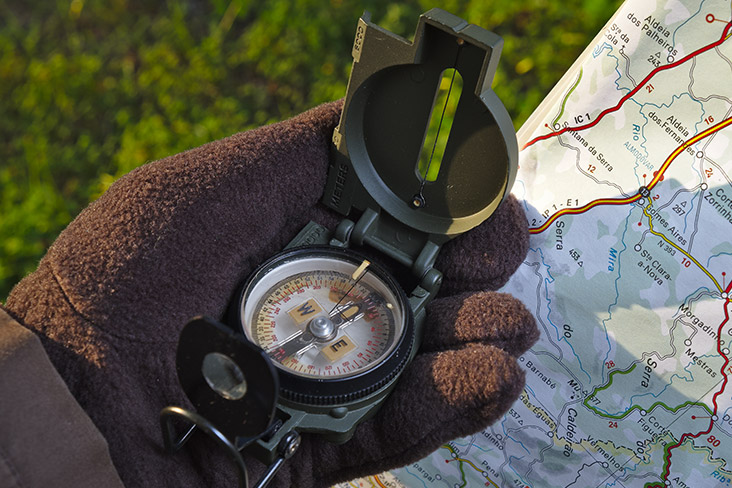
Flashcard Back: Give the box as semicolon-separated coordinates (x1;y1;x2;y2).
323;8;518;244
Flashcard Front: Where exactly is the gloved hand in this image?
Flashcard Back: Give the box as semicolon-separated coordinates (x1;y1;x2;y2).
4;100;538;487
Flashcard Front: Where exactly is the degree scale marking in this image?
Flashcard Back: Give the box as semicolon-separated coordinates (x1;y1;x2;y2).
253;269;394;378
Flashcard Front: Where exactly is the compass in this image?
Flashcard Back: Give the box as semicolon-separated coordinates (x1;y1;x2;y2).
162;8;518;487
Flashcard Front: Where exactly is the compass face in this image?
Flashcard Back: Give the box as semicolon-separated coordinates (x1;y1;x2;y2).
238;249;407;382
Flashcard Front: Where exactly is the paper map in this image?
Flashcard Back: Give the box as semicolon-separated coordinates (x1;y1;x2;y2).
337;0;732;486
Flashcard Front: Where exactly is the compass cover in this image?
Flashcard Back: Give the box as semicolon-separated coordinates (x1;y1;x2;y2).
323;8;518;240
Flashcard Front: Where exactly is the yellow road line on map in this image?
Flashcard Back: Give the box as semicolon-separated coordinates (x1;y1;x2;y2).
456;457;484;475
532;115;732;235
530;194;640;234
450;457;499;488
642;204;723;292
648;116;732;188
442;445;500;488
345;476;385;488
482;473;499;488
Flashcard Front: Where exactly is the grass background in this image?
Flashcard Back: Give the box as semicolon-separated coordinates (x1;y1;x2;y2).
0;0;624;300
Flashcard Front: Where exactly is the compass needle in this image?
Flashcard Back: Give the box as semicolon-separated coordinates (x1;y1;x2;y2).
329;259;370;316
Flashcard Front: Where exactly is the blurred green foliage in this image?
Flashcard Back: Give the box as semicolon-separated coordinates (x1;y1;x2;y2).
0;0;622;300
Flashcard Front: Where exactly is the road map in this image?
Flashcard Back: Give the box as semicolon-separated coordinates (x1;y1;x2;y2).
336;0;732;487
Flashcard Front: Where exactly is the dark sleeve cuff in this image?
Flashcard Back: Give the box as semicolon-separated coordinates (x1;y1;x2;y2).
0;307;125;488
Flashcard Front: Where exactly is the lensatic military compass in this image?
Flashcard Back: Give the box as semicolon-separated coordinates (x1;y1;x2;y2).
161;8;517;487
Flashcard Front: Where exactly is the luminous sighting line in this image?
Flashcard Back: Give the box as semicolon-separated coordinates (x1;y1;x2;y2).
415;43;463;206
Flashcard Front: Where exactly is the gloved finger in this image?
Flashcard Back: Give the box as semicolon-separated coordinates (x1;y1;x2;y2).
420;291;538;357
27;100;343;337
311;343;525;485
435;194;529;296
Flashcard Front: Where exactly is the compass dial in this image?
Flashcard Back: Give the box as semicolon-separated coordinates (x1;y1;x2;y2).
236;247;414;404
241;250;404;378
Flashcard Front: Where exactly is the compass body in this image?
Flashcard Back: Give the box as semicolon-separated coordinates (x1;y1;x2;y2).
232;6;517;456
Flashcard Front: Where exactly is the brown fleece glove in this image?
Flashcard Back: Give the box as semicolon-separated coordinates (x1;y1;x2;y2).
4;100;538;487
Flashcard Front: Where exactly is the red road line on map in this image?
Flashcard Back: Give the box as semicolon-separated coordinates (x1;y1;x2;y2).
529;114;732;234
649;283;732;487
527;19;732;235
523;22;732;150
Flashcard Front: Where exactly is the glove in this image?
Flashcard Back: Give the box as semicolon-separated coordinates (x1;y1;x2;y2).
4;100;538;487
